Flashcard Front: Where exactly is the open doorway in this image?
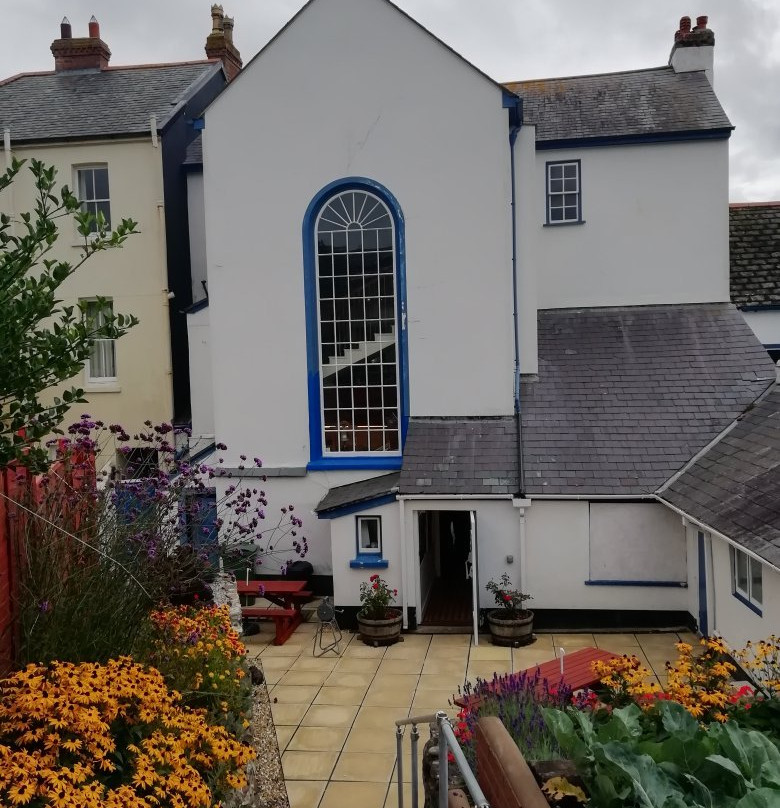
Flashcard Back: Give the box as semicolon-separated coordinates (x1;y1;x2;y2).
418;511;473;626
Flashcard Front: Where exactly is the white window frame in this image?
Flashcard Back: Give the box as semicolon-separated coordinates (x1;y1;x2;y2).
315;190;401;457
730;545;763;613
75;164;111;233
356;515;382;555
81;298;117;384
546;160;582;225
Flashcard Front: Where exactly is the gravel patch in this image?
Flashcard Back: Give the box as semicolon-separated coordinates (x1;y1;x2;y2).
225;682;289;808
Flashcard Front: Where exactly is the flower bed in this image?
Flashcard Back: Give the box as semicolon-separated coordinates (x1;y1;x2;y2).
0;657;255;807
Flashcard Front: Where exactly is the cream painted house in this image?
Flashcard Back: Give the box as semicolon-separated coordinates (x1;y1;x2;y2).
186;0;779;652
0;12;238;467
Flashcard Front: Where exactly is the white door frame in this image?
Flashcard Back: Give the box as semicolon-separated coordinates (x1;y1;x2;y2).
470;510;479;645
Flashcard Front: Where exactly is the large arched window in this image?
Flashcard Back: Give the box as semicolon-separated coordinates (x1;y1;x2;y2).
304;179;407;468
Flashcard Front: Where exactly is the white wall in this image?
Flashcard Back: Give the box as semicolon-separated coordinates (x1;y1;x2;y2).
525;500;689;611
742;309;780;348
330;501;401;608
187;306;214;438
205;0;516;468
530;140;730;309
708;536;780;650
187;172;208;303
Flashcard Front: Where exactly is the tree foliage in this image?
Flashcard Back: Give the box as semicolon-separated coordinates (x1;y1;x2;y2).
0;158;138;469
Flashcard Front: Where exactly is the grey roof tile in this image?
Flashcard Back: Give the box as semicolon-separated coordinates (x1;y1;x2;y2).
729;203;780;307
315;472;400;514
504;67;731;143
521;304;775;496
399;417;518;496
0;62;221;142
661;387;780;568
183;132;203;166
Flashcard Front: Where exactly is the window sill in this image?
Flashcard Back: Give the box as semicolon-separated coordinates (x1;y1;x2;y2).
349;556;389;569
585;579;687;588
308;457;402;471
84;382;121;394
732;590;762;616
543;220;586;227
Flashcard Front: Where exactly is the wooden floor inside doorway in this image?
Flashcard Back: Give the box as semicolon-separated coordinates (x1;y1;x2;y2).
421;578;472;626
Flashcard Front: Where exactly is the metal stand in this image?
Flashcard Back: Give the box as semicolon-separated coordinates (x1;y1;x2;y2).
313;597;343;657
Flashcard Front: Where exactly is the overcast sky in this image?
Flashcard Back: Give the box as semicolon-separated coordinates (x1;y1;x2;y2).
3;1;778;201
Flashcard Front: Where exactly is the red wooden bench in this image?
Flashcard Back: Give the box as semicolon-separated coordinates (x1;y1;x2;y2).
454;646;619;708
241;607;302;646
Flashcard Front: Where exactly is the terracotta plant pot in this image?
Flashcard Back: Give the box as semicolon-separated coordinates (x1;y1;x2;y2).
487;609;534;647
357;608;403;646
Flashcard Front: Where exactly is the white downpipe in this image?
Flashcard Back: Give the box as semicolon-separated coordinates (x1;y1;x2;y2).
399;496;408;629
470;510;479;646
518;509;528;597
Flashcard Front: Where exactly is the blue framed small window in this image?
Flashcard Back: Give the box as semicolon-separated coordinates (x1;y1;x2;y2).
349;515;388;568
546;160;582;224
731;545;762;615
303;178;409;470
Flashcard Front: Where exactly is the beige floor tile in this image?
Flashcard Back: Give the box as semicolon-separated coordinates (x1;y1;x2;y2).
384;644;430;660
320;781;389;808
467;660;515;681
301;704;360;728
371;673;420;687
676;631;700;644
353;705;411;731
270;684;320;704
275;724;296;753
292;656;340;672
262;668;284;685
263;642;309;657
334;657;383;674
279;669;332;687
511;647;558;668
384;781;410;808
332;751;397;782
260;655;302;670
285;779;327;808
364;689;419;708
594;633;641;646
323;671;376;688
343;642;388;659
270;701;310;726
282;750;339;781
393;741;426;782
595;642;644;657
469;644;512;662
429;634;472;648
552;633;596;647
288;725;350;752
411;693;456;713
313;686;368;706
377;657;425;675
343;725;399;754
422;657;468;676
415;674;463;693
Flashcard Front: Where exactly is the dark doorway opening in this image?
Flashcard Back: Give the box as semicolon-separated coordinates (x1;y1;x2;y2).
419;511;472;626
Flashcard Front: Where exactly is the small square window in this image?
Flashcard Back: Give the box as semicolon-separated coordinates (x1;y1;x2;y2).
81;299;117;382
357;516;382;554
731;546;763;613
546;160;582;225
76;165;111;233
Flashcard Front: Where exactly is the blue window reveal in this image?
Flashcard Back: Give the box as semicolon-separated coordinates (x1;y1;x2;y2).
303;178;409;470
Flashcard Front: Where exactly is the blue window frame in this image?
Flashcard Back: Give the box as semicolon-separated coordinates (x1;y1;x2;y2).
303;178;409;470
350;514;388;569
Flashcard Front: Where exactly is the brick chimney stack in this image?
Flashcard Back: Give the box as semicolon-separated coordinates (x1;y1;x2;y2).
51;15;111;71
205;5;242;82
669;14;714;87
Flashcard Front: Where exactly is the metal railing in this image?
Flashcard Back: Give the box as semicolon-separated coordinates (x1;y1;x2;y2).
395;711;490;808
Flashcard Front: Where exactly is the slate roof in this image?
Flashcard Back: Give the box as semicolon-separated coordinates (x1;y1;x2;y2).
504;67;732;144
521;304;775;496
660;386;780;569
730;203;780;307
183;133;203;166
0;61;221;142
315;472;400;514
398;417;518;496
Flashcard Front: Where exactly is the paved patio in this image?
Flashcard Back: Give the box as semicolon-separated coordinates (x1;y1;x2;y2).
243;617;690;808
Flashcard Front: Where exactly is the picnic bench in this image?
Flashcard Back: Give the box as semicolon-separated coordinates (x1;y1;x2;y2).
237;579;312;645
454;646;619;708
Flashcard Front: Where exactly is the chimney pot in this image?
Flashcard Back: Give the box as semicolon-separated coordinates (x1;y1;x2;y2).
88;16;100;38
51;15;111;71
205;7;241;81
680;16;692;33
695;15;708;30
60;17;72;38
211;4;225;33
223;15;234;44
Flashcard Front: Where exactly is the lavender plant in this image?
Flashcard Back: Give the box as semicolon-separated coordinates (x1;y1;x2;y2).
11;415;308;664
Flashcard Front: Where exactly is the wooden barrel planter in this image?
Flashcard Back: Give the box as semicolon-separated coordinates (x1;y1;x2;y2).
357;609;403;646
486;609;534;646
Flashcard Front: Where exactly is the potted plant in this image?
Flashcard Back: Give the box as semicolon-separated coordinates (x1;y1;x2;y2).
485;573;533;646
356;574;403;646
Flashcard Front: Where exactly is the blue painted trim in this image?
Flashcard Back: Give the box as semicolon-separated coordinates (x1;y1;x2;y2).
302;177;409;467
307;458;402;472
732;589;763;617
545;159;583;225
317;493;398;520
536;128;733;151
192;118;205;131
697;531;708;636
349;557;389;569
585;579;688;588
738;304;780;313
